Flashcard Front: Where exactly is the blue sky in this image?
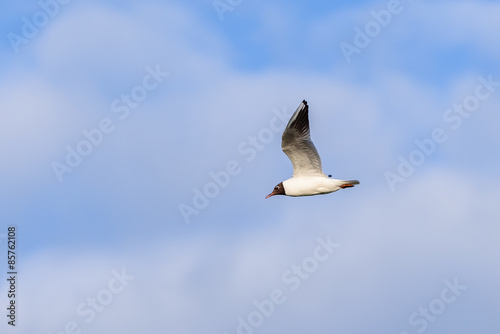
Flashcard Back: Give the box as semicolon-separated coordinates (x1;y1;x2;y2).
1;0;500;333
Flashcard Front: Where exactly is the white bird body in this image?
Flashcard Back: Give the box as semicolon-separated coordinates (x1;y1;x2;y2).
282;177;353;197
266;100;359;199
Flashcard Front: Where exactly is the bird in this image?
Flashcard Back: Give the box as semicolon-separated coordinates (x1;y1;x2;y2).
266;100;359;199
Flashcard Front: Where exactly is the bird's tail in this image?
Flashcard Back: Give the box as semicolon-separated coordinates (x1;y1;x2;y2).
339;180;360;189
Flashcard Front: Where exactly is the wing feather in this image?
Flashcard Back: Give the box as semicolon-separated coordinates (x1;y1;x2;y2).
281;100;324;176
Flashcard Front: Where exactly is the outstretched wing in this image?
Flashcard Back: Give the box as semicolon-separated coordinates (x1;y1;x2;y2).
281;100;324;177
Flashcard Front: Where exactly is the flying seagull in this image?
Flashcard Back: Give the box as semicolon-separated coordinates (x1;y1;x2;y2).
266;100;359;199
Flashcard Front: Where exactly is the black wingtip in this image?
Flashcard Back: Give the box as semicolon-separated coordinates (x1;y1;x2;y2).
302;99;308;105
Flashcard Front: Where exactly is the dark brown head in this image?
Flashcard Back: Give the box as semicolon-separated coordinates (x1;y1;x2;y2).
266;182;286;199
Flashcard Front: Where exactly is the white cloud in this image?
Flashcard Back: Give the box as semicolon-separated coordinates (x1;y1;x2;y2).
414;1;500;54
36;2;229;84
4;169;500;333
0;74;85;188
2;1;500;333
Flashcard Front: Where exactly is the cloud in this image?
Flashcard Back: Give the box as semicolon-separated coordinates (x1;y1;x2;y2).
1;1;500;333
0;74;83;188
414;1;500;54
4;167;500;334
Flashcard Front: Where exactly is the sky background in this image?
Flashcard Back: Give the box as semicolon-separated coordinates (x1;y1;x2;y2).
1;0;500;333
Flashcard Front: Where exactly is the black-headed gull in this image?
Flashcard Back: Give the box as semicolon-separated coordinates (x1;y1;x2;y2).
266;100;359;199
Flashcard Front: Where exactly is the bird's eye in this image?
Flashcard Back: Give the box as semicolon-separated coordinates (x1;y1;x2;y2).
275;186;279;190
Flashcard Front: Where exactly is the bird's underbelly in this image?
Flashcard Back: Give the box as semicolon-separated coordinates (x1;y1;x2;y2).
283;177;340;196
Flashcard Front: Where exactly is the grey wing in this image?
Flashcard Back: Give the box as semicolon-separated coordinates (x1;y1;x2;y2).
281;100;324;177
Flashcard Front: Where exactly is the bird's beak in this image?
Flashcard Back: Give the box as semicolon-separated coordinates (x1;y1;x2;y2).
265;192;275;199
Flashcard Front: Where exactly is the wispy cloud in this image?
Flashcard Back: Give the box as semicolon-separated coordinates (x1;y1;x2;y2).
1;1;500;333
